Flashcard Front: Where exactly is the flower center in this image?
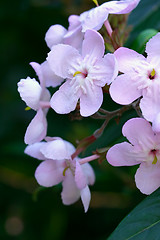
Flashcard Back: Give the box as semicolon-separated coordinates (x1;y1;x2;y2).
63;166;69;176
62;159;76;176
149;68;156;80
150;149;158;164
73;70;88;78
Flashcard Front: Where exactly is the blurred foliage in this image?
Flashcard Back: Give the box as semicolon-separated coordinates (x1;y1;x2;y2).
0;0;160;239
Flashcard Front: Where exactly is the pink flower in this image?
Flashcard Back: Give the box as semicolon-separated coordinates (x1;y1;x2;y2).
110;33;160;105
17;62;51;144
46;0;140;51
25;138;95;212
46;0;140;50
107;118;160;195
47;29;118;117
45;16;84;51
80;0;141;32
109;33;160;132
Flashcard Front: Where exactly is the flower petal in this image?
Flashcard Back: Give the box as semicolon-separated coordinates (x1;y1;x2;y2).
135;162;160;195
90;53;118;86
30;62;43;85
140;83;160;123
75;161;87;190
146;33;160;62
35;160;64;187
47;44;81;79
40;138;71;160
81;163;95;185
107;142;143;166
80;82;103;117
80;185;91;213
109;73;141;105
61;170;80;205
50;80;80;114
68;15;81;31
64;140;76;156
82;29;105;60
80;6;109;32
81;0;140;32
40;61;64;88
45;24;67;49
24;142;46;160
114;47;146;73
24;109;47;144
122;118;155;150
152;113;160;133
104;0;141;14
64;15;84;51
17;77;42;110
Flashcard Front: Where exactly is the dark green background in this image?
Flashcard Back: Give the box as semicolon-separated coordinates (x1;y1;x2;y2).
1;0;160;239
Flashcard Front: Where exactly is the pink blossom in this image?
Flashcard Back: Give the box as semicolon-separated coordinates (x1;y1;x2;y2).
110;33;160;105
47;29;118;117
107;118;160;195
45;16;84;51
109;33;160;132
25;138;95;212
17;62;51;144
46;0;140;51
80;0;141;32
53;0;140;39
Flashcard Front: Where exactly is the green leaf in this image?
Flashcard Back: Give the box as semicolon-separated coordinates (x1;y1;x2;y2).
107;188;160;240
131;29;158;53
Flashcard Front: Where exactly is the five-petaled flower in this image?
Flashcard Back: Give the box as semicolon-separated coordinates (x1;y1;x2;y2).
110;33;160;132
107;118;160;195
25;138;95;212
47;29;118;117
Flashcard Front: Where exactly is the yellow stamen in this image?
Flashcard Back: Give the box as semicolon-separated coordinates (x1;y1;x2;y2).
63;167;69;176
73;71;82;77
152;155;158;165
92;0;99;6
150;68;156;78
25;106;31;111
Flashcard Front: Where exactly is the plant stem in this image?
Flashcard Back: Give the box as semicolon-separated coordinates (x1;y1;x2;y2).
92;103;136;138
104;19;120;50
104;19;113;37
79;154;99;165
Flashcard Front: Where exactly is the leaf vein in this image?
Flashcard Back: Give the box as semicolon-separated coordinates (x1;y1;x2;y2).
126;219;160;240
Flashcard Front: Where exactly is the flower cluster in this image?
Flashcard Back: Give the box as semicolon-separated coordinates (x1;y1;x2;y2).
18;0;160;212
107;33;160;194
25;138;95;212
